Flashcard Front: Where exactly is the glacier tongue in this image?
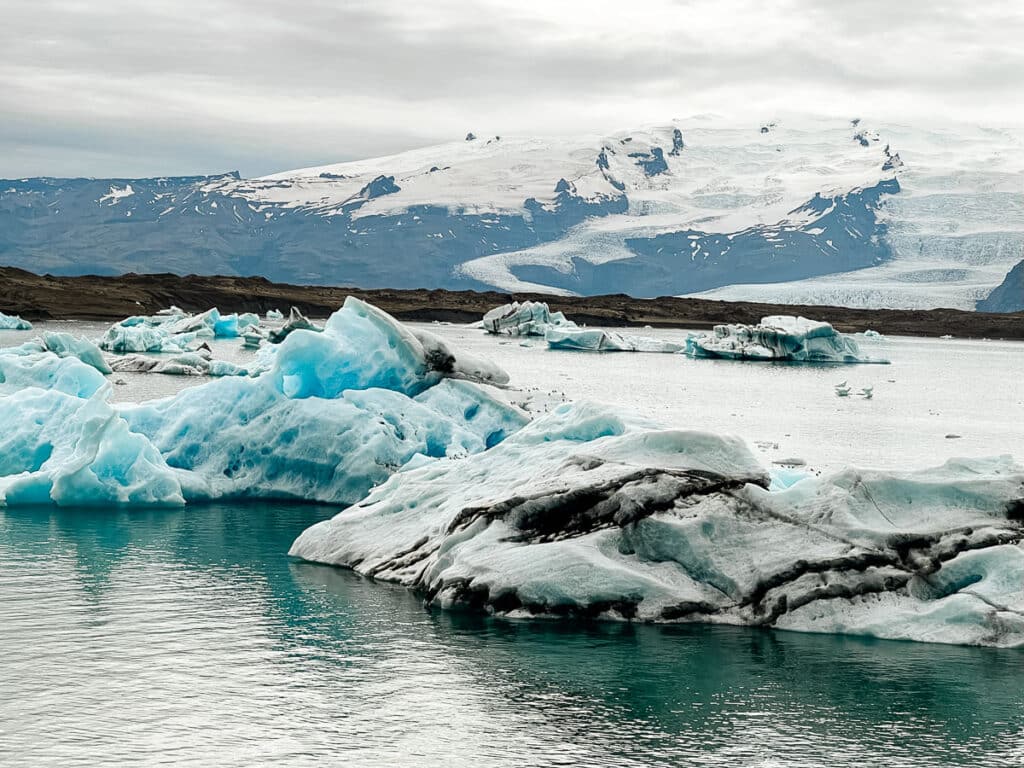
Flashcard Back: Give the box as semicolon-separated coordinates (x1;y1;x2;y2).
290;406;1024;648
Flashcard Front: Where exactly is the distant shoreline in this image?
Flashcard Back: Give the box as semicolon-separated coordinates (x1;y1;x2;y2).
2;266;1022;340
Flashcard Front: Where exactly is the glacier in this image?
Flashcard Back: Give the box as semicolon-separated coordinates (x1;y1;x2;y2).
0;297;526;507
685;316;887;363
291;403;1024;648
482;301;577;337
545;327;685;353
2;117;1022;309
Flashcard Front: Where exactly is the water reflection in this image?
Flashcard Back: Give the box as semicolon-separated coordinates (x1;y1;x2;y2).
1;504;1022;767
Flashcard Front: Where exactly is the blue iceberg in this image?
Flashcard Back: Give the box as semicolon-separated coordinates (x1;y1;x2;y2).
0;297;526;507
0;311;32;330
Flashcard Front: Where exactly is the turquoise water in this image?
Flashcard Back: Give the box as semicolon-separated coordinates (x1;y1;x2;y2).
1;504;1022;767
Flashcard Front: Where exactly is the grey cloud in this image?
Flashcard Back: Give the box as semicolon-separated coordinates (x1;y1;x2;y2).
1;0;1021;177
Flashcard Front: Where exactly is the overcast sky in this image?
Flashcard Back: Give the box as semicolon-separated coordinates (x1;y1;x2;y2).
3;0;1022;178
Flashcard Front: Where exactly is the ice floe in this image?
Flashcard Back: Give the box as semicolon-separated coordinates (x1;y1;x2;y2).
291;408;1024;647
545;327;684;353
686;316;888;363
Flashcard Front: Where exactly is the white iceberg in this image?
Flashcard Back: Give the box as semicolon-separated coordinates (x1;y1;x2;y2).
0;311;32;330
545;327;684;353
0;348;108;398
482;301;577;337
291;405;1024;648
266;308;284;320
39;332;112;373
100;307;263;353
0;297;526;507
685;316;888;363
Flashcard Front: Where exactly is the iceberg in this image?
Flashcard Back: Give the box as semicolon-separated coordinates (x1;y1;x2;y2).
100;323;199;354
0;311;32;330
291;406;1024;648
39;332;112;373
0;297;527;507
0;349;108;398
267;307;321;343
0;388;184;507
482;301;577;337
545;327;684;353
99;307;263;353
110;352;249;377
266;308;284;320
685;316;887;363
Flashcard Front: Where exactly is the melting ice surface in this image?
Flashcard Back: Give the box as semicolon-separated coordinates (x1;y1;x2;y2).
1;303;1022;649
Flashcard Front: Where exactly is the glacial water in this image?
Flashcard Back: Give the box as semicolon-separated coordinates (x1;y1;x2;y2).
2;502;1022;768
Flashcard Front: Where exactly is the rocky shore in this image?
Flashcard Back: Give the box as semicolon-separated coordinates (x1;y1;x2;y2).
2;266;1022;339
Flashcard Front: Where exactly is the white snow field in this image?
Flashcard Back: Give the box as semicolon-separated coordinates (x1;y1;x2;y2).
2;300;1022;647
217;114;1022;309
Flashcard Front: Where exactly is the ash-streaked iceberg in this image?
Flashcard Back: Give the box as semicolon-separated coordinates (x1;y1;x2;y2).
545;327;684;353
267;307;321;343
0;297;525;507
483;301;577;337
110;352;249;377
0;311;32;330
291;405;1023;648
685;316;888;363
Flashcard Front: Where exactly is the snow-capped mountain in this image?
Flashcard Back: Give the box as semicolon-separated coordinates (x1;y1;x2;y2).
2;116;1021;309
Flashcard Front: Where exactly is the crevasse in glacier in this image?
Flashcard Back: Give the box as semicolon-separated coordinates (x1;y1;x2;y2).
0;297;527;507
685;315;888;363
290;403;1024;648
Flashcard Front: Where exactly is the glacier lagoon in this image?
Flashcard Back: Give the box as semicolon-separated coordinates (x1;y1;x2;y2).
1;310;1023;765
2;502;1023;768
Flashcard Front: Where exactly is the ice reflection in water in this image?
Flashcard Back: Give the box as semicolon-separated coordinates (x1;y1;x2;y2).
1;503;1022;767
